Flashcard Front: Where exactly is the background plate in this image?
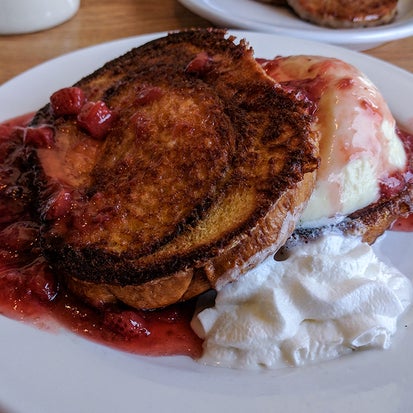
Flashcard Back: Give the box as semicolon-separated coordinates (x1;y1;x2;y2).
179;0;413;50
0;31;413;413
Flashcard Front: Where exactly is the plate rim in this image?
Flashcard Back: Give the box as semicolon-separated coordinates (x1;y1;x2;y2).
1;30;413;413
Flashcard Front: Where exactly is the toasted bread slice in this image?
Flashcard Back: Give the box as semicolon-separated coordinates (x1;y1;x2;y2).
287;0;398;28
32;29;319;309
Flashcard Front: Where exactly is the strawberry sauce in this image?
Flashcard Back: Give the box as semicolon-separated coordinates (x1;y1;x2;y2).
392;214;413;231
0;114;202;358
391;128;413;231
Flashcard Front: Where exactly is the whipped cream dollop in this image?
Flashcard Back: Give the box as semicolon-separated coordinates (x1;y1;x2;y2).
261;56;407;227
191;233;412;369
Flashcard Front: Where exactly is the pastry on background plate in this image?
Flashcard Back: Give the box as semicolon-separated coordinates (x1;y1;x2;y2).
255;0;398;28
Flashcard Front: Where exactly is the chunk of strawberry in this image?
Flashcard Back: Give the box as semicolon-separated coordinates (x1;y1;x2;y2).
135;86;164;106
23;125;55;148
103;310;150;338
0;221;39;252
379;172;406;199
24;258;58;302
185;51;213;75
43;188;72;220
0;124;17;142
0;265;25;303
50;87;86;116
77;101;114;140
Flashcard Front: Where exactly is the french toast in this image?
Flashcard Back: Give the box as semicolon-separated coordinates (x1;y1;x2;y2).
30;29;320;310
287;0;398;28
286;186;413;250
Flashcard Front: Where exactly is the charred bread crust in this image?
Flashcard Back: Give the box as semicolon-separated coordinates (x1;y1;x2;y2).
33;29;320;309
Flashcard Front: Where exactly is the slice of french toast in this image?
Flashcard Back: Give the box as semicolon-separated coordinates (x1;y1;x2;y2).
31;29;319;309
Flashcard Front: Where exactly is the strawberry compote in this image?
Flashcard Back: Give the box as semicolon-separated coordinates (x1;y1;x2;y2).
391;128;413;231
0;114;202;358
392;214;413;231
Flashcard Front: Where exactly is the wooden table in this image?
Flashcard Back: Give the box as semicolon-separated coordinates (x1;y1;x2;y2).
1;0;412;86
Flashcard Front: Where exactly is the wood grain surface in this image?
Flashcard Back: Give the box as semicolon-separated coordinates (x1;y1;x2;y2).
0;0;412;86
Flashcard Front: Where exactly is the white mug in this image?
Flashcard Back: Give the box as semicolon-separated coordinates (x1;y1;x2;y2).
0;0;80;35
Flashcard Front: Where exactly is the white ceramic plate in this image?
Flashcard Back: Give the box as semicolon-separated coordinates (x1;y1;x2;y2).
1;31;413;413
179;0;413;50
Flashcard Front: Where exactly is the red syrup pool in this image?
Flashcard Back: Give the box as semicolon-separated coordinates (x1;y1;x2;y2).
0;114;202;359
0;251;202;358
392;214;413;231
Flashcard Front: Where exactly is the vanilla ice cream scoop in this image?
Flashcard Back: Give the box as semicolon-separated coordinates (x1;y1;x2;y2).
262;56;407;227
